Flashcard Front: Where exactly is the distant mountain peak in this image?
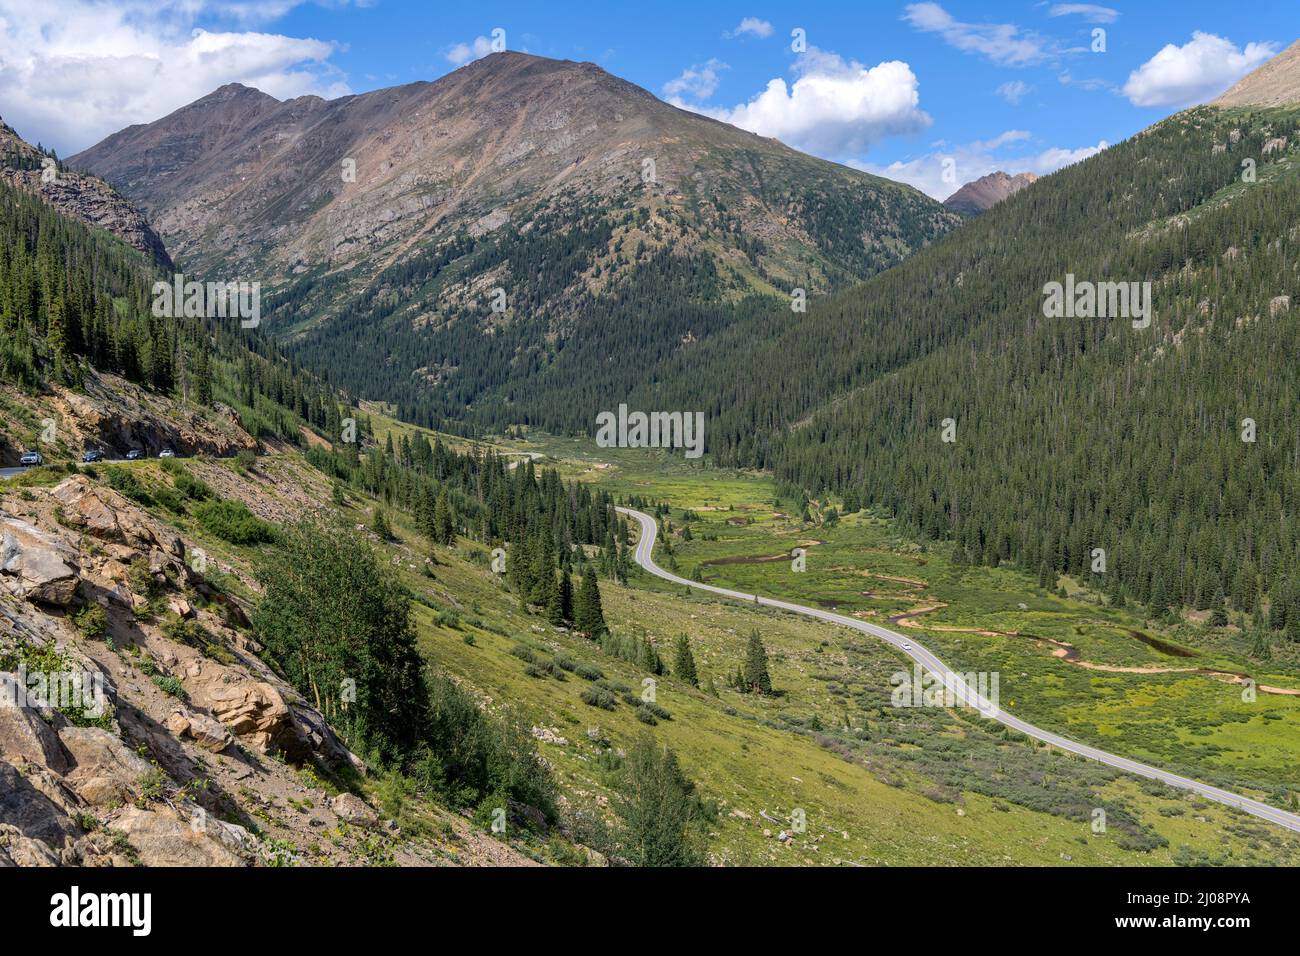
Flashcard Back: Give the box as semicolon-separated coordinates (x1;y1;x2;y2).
1213;38;1300;108
943;170;1038;215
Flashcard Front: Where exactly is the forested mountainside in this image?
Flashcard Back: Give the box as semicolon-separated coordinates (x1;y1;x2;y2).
0;120;170;269
0;169;345;447
645;102;1300;624
71;52;957;432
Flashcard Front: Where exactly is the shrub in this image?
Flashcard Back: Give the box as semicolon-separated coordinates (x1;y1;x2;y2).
105;467;152;506
173;470;213;500
641;701;673;721
574;662;604;681
613;735;704;866
151;674;187;699
580;687;616;710
195;499;275;545
73;605;108;640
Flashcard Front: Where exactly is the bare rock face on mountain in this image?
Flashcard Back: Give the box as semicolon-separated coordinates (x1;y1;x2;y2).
943;171;1039;215
73;53;955;290
1214;39;1300;108
0;120;171;268
73;52;959;430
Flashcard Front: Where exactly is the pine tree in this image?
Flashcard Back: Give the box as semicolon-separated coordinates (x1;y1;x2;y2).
559;569;574;625
433;489;455;545
743;630;772;695
371;507;392;540
575;569;607;636
672;634;698;687
544;572;565;627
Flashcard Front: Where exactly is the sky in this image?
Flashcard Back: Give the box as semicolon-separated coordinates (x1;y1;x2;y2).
2;0;1295;198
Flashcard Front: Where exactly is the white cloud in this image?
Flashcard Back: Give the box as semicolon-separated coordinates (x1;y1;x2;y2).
724;17;774;40
903;2;1055;66
663;59;728;100
1123;32;1277;108
1047;4;1119;24
679;48;931;157
997;80;1032;104
0;0;348;155
857;131;1108;199
445;36;496;66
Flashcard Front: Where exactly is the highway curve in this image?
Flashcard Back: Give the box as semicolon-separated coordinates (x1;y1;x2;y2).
618;506;1300;836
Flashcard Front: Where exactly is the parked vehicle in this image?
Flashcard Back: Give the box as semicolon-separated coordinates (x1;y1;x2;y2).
125;448;143;461
19;450;43;466
82;448;104;463
158;448;176;458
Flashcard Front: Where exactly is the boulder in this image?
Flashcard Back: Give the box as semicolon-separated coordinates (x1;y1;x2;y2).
165;709;233;753
0;673;72;772
0;517;79;605
181;658;295;755
0;759;81;855
331;793;379;829
58;726;153;806
108;807;244;866
0;824;60;866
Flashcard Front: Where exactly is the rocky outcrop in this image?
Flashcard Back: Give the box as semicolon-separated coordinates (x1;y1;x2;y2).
0;455;538;868
53;377;258;460
107;807;244;867
179;656;298;756
58;726;154;806
51;476;183;558
0;119;170;268
0;674;72;772
0;517;80;606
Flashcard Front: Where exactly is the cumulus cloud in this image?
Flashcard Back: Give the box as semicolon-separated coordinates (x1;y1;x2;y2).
681;47;931;157
724;17;774;40
903;2;1056;66
856;130;1108;199
1047;4;1119;24
0;0;348;155
663;59;729;101
1123;32;1277;108
445;35;496;66
997;80;1032;104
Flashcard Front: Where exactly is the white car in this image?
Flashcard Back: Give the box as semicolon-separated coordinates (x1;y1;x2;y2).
901;643;912;651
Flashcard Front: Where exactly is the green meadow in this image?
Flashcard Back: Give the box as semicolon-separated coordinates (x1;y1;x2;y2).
318;423;1300;864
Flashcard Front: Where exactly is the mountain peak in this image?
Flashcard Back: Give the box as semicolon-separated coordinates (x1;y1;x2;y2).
1213;38;1300;108
943;170;1038;215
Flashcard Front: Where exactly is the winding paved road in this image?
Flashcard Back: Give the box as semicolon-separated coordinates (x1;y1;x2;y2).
618;506;1300;836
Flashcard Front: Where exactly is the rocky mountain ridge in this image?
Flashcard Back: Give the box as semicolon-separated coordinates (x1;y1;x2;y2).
1;120;171;268
943;170;1039;215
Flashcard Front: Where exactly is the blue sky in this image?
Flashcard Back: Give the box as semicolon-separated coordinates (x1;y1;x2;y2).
5;1;1296;197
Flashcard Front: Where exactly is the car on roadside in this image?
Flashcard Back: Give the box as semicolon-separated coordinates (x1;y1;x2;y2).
19;450;43;467
125;448;144;461
158;448;176;458
82;448;104;463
